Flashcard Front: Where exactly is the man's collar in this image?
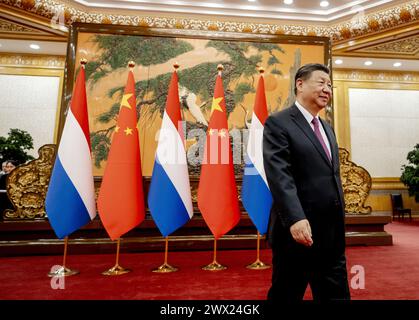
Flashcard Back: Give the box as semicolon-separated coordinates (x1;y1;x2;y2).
295;100;318;124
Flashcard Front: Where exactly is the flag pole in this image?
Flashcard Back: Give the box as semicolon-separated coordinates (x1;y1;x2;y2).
151;62;183;274
152;236;178;273
102;238;131;276
48;236;79;277
47;58;91;278
201;64;228;271
202;238;226;271
246;231;270;270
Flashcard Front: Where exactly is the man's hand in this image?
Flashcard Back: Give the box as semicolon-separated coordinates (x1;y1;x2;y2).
290;219;313;246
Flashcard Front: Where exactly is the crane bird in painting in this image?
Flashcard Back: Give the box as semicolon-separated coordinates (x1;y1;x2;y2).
179;85;208;126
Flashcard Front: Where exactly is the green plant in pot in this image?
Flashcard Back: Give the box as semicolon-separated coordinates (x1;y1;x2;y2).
401;143;419;202
0;129;34;165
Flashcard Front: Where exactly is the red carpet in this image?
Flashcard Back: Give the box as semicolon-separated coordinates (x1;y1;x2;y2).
0;221;418;300
344;220;419;300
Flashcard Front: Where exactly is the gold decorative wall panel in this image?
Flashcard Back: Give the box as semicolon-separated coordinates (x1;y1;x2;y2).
333;69;419;153
0;53;65;68
332;69;419;214
0;55;65;154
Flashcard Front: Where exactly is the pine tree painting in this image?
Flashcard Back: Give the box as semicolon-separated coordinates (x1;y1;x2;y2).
76;33;302;175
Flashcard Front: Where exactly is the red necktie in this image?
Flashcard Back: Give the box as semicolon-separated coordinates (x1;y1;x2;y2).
312;117;331;162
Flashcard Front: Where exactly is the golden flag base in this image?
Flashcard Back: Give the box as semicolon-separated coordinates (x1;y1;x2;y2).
102;238;130;275
152;237;178;273
246;232;270;270
47;266;79;277
246;259;271;270
152;262;178;273
202;260;227;271
102;264;131;276
48;237;79;277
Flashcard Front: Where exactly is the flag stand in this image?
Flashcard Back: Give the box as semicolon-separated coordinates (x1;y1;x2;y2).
202;238;226;271
102;238;131;276
152;237;178;273
48;236;79;277
246;232;270;270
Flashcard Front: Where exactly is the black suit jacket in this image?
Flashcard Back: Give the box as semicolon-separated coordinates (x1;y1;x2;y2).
0;174;13;218
263;104;346;253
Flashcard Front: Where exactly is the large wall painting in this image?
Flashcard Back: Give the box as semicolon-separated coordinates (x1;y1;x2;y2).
62;24;330;176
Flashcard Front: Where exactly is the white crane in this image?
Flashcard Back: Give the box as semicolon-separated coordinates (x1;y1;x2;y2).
179;86;208;126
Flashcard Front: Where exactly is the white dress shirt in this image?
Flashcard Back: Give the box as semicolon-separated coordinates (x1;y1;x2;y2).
295;101;332;159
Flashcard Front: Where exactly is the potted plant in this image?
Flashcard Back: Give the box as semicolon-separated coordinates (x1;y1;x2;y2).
0;128;34;165
400;143;419;202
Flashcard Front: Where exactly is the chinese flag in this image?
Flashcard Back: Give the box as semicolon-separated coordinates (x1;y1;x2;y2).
197;73;240;239
97;68;145;240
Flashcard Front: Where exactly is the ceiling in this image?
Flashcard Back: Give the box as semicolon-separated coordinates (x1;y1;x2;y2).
0;39;67;56
72;0;406;22
0;0;418;71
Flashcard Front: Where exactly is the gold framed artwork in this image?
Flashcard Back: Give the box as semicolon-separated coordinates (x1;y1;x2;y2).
61;23;331;177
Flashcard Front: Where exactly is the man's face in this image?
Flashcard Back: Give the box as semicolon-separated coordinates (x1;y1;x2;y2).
297;70;332;109
4;163;15;174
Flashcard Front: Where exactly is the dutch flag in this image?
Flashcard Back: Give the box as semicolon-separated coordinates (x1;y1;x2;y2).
45;64;96;239
148;69;193;237
241;74;273;235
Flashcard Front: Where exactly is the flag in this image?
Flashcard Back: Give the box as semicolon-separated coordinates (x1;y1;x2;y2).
197;72;240;240
148;69;193;236
241;74;273;235
45;63;96;239
97;67;145;240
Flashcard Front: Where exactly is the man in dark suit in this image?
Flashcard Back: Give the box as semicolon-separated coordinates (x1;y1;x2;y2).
263;63;350;302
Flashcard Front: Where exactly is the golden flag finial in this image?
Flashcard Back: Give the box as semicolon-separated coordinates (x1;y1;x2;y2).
217;64;223;76
80;58;87;69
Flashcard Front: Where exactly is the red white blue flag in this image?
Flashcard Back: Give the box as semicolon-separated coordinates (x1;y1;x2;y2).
241;74;272;235
46;64;96;238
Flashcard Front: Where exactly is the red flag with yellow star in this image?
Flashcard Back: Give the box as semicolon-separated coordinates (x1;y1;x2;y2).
197;73;240;239
97;68;145;240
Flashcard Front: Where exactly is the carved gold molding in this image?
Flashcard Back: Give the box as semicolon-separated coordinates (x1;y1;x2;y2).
1;0;418;42
4;145;56;220
332;3;419;43
0;17;35;32
0;53;65;68
339;148;372;215
0;15;65;40
359;34;419;56
371;178;406;190
333;69;419;83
